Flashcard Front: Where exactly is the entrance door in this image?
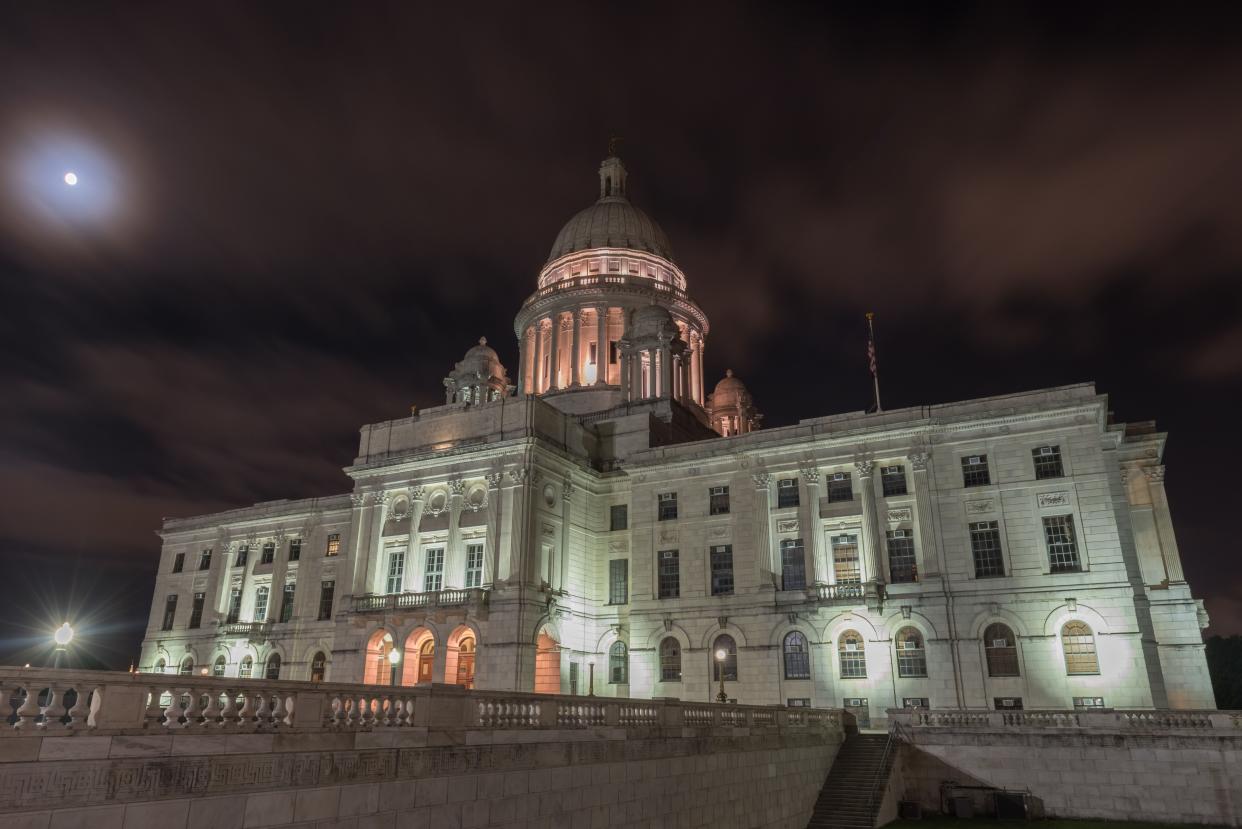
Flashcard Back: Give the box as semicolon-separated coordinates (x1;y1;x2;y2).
844;697;871;729
417;640;435;684
456;637;476;689
534;632;560;694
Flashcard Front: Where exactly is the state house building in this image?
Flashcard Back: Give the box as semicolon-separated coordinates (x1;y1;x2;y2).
140;154;1214;722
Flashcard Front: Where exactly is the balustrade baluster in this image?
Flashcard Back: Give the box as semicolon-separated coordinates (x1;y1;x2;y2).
237;689;257;729
67;686;92;730
41;684;67;731
220;691;239;729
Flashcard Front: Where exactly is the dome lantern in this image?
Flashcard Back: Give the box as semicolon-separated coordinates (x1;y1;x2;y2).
444;337;512;406
707;369;761;436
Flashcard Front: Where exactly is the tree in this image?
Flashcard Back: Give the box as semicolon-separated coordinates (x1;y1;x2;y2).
1204;635;1242;709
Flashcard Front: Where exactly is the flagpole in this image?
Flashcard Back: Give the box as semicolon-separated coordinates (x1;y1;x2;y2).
866;312;882;413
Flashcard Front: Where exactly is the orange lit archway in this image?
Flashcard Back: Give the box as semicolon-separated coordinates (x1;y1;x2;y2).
534;631;560;694
401;627;436;686
445;625;477;689
364;630;398;685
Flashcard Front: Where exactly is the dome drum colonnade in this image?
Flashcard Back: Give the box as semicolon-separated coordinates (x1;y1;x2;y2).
513;155;709;411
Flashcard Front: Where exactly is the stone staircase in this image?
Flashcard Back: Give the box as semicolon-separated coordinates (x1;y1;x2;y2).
807;733;896;829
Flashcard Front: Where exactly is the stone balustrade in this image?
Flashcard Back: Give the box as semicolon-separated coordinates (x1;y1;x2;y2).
815;583;865;602
890;706;1242;733
0;666;842;738
349;586;488;613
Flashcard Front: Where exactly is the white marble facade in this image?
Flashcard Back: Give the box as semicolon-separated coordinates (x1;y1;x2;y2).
140;154;1214;722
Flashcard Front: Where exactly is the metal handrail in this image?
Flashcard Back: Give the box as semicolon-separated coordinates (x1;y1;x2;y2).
863;722;904;823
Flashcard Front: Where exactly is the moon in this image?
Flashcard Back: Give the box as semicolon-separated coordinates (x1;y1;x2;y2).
63;171;78;186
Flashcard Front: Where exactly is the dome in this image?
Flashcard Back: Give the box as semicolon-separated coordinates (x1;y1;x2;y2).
630;303;677;339
546;155;674;263
711;369;750;408
452;337;506;382
464;336;499;364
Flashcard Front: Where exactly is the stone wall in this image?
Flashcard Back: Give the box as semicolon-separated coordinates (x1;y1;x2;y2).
0;669;843;829
889;708;1242;826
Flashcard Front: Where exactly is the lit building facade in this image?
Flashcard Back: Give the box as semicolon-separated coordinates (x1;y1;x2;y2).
140;154;1214;721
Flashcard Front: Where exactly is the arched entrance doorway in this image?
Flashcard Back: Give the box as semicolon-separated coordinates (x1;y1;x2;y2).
417;639;435;684
534;631;560;694
445;626;477;689
399;627;436;686
364;630;398;686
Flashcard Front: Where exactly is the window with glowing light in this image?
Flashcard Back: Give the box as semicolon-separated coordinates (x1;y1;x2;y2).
311;652;327;682
325;534;340;557
832;535;861;584
1062;621;1099;675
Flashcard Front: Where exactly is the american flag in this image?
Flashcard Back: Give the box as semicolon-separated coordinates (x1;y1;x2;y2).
866;313;877;377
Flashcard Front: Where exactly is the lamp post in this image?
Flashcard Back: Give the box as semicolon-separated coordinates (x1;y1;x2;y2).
388;647;401;687
714;647;728;704
52;623;74;669
587;659;595;697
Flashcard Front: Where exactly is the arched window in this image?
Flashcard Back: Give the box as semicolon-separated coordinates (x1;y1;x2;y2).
659;637;682;682
609;641;628;684
838;631;866;678
604;176;612;197
154;658;167;674
783;631;811;679
984;623;1019;677
456;637;476;689
310;651;327;683
895;628;927;678
178;656;194;676
212;655;227;677
264;653;281;680
238;656;253;679
712;634;737;682
1062;621;1099;675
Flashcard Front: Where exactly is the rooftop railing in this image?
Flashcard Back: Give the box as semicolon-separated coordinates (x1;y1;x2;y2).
0;667;844;737
350;587;488;613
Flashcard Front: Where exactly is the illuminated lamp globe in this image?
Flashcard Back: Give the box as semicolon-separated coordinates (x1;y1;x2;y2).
715;648;727;662
387;648;401;665
54;622;74;647
63;172;78;186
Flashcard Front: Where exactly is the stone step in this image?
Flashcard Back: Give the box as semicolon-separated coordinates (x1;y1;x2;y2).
805;734;897;829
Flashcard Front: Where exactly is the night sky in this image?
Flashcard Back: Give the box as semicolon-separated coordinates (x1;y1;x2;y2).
3;4;1242;670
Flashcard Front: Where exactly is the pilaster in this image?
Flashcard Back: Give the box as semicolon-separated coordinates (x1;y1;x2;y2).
855;460;884;608
752;472;776;588
907;451;941;578
1145;466;1185;582
799;465;824;585
447;479;465;587
531;320;545;394
570;307;582;387
595;305;608;386
485;473;502;586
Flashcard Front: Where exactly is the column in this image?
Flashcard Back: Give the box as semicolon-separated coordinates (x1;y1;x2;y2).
484;473;502;585
690;333;702;403
800;465;825;585
570;307;582;387
548;313;561;390
446;479;465;588
855;461;884;595
531;320;545;394
1145;466;1185;582
681;353;691;404
659;347;672;399
907;452;941;577
595;306;608;386
752;472;776;588
348;493;373;597
696;338;705;406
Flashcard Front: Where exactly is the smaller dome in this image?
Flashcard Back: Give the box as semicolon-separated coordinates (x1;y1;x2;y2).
711;369;750;408
629;303;678;340
465;336;499;363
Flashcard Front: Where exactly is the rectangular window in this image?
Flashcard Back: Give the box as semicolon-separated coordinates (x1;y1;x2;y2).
385;550;405;594
1073;696;1106;710
260;542;275;564
787;698;811;708
995;697;1024;710
172;552;185;573
780;538;807;591
235;545;249;567
288;538;301;561
465;543;484;588
609;341;618;365
318;581;335;620
569;662;580;695
279;582;296;623
325;533;340;557
424;547;444;592
902;697;930;709
710;545;734;596
709;485;730;515
161;595;177;630
886;530;918;583
881;465;908;497
777;478;800;509
840;644;867;679
1033;445;1064;480
827;473;853;503
608;559;629;604
198;548;212;570
657;550;680;599
962;454;991;487
970;521;1005;578
832;535;861;584
188;592;205;628
226;587;242;624
1043;515;1081;572
610;504;628;531
253;587;269;622
657;492;678;521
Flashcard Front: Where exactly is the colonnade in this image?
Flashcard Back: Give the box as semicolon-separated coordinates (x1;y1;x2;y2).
519;305;705;406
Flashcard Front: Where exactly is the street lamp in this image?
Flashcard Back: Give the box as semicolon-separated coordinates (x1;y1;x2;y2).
387;647;401;687
714;648;728;704
52;623;74;669
587;659;595;697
